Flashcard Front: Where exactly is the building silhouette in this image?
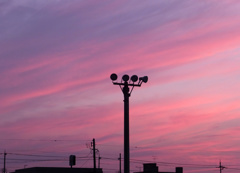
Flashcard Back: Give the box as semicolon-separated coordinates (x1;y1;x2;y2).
134;163;183;173
10;167;103;173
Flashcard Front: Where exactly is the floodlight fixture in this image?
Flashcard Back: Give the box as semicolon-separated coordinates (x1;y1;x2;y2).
110;73;118;81
139;76;148;83
122;74;129;82
130;75;138;82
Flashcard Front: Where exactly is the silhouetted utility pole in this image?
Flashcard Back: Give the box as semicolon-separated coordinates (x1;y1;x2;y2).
92;138;96;173
217;161;226;173
118;153;122;173
3;151;7;173
110;73;148;173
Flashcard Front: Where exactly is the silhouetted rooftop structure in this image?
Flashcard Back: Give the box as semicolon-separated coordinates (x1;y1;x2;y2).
11;167;103;173
134;163;183;173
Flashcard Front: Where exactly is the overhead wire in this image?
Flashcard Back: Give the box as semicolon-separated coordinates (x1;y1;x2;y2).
0;138;91;142
3;149;240;171
79;151;92;168
8;153;68;158
4;152;237;169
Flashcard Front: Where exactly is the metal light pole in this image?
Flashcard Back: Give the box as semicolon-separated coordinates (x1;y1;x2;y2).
110;73;148;173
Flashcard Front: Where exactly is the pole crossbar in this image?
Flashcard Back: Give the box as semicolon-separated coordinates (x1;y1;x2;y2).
113;82;141;87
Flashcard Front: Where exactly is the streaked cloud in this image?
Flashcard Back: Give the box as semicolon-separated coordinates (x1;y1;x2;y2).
1;0;240;172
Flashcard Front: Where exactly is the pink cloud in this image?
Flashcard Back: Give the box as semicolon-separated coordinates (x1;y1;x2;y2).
1;1;240;173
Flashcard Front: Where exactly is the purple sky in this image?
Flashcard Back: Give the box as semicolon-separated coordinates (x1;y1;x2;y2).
1;1;240;172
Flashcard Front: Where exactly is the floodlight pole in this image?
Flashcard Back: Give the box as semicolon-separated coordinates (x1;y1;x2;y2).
123;81;130;173
111;74;147;173
112;81;132;173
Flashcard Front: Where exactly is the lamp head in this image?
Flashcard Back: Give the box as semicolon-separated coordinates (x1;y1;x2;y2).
131;75;138;82
110;73;118;81
139;76;148;83
122;74;129;82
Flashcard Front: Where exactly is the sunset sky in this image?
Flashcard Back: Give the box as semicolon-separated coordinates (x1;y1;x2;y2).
1;1;240;172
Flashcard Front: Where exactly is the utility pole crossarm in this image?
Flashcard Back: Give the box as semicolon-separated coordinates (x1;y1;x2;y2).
217;161;226;173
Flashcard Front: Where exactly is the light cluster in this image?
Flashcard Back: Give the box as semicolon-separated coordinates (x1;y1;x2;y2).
110;73;148;85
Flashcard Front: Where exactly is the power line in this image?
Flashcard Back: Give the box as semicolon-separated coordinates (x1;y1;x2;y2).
8;153;232;171
228;167;240;170
130;158;217;167
0;138;91;142
3;150;240;172
99;157;237;170
1;158;67;162
79;152;92;168
8;153;68;158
